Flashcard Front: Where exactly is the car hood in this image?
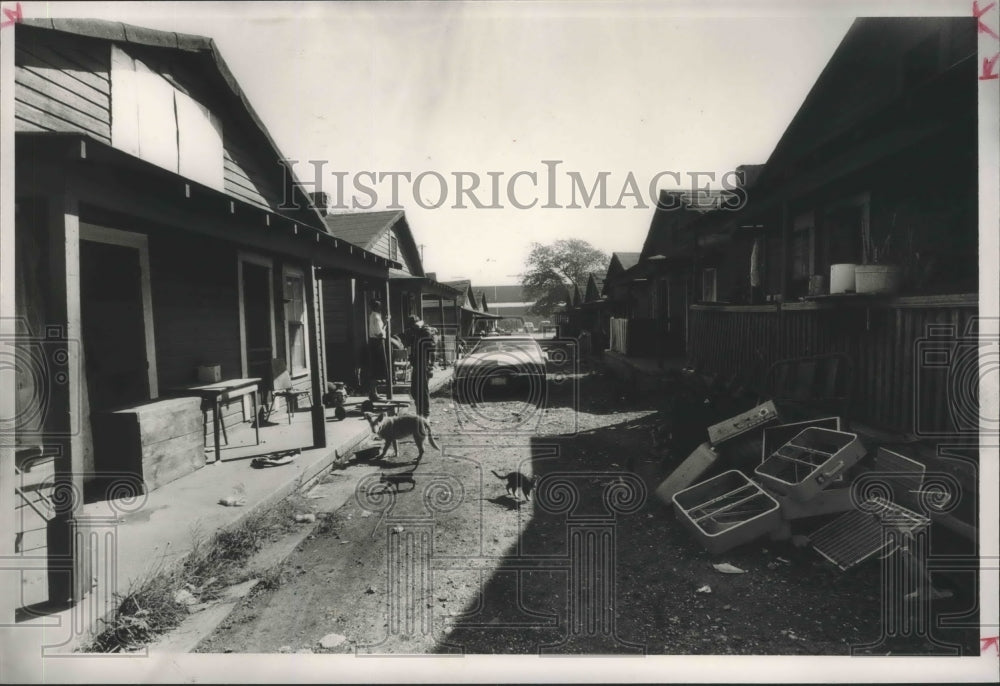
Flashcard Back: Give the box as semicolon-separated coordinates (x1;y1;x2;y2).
456;349;544;370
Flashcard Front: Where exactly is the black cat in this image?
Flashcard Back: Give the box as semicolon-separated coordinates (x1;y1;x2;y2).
379;471;416;493
491;470;534;500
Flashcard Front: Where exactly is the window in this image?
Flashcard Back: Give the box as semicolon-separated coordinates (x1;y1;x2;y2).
283;270;308;376
791;211;815;285
702;268;717;302
389;234;399;261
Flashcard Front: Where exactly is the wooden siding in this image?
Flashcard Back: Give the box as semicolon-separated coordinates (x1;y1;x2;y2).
322;279;363;385
688;297;978;436
370;228;412;273
13;30;111;143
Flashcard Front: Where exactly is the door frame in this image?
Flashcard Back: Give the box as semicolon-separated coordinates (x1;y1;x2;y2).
79;222;158;399
237;251;277;379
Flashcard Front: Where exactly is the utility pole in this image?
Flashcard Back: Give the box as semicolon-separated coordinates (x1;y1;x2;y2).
420;244;425;262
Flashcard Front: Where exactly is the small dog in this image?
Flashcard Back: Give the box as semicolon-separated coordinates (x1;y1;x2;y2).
364;412;441;460
491;470;534;500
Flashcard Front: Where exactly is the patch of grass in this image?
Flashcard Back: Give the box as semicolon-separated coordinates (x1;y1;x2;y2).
83;493;314;652
85;565;187;653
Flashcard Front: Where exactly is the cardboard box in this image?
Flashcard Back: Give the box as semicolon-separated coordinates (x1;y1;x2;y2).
197;364;222;384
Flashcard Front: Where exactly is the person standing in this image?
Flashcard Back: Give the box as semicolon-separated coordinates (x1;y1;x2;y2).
403;314;435;417
367;300;390;401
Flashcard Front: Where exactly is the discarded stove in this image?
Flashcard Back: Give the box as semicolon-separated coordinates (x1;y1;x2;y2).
808;448;931;571
672;470;782;554
754;427;864;502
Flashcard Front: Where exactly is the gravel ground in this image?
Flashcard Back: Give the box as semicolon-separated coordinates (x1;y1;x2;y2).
195;361;979;656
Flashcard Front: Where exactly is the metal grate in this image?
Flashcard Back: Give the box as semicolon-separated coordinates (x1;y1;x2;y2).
810;449;930;572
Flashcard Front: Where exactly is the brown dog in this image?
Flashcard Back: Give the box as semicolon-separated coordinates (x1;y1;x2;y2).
364;412;441;460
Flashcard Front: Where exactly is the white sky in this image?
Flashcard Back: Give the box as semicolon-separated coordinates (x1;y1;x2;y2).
26;1;963;284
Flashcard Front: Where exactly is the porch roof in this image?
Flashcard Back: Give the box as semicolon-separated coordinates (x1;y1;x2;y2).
17;132;399;275
394;275;463;298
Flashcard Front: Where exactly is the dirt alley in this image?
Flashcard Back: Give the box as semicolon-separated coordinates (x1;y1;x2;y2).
195;361;979;656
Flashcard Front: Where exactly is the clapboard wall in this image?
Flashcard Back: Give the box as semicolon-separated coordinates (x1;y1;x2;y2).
14;25;287;216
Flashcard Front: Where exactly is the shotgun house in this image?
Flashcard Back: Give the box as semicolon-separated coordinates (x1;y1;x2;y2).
319;209;461;383
7;19;397;611
435;280;501;340
686;17;979;538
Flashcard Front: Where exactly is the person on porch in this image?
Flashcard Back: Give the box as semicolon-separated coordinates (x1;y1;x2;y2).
403;314;435;417
367;300;390;402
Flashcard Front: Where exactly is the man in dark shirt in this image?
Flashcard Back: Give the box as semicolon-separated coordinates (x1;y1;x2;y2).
403;314;435;417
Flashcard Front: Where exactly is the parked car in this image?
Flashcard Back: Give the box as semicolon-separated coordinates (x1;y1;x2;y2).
453;335;547;405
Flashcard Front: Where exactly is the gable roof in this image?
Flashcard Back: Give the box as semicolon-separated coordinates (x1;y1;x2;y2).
753;17;976;191
21;18;330;231
323;211;424;277
584;273;606;303
602;253;640;296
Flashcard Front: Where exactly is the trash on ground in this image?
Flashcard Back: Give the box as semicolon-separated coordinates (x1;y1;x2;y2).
365;585;377;594
218;496;246;507
294;513;316;523
173;589;198;606
361;510;373;518
712;562;747;574
696;585;712;594
318;633;347;649
776;556;791;565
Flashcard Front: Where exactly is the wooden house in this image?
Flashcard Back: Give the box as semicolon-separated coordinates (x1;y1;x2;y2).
687;16;978;438
319;210;461;381
6;19;395;609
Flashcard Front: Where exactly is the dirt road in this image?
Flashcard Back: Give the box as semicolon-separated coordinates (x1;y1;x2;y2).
195;364;978;656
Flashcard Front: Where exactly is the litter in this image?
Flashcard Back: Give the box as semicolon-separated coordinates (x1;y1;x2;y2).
318;633;347;649
361;510;373;518
251;450;299;469
173;589;198;606
696;585;712;594
776;556;791;565
712;563;746;574
294;513;316;523
218;496;246;507
365;585;377;594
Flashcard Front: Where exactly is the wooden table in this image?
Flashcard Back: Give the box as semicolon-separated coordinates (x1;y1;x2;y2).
168;378;262;464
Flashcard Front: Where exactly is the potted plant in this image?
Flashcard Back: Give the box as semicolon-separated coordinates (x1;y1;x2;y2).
855;214;904;294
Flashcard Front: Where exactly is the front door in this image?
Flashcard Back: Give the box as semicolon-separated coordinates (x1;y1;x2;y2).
241;260;274;382
80;240;150;411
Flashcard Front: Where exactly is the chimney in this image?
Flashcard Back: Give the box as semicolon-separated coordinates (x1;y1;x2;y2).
309;191;330;216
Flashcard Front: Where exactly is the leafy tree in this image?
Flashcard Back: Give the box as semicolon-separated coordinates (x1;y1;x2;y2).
521;239;608;316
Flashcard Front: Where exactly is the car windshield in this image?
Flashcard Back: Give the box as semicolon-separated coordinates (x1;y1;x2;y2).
471;339;540;355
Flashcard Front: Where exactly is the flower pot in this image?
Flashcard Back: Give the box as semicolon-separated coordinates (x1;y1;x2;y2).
855;264;902;294
830;264;858;294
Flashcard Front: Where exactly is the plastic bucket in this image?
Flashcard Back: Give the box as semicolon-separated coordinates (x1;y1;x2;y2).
829;264;858;294
855;265;902;294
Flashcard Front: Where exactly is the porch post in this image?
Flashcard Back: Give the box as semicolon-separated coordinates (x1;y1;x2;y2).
307;264;326;448
47;191;87;604
453;296;460;358
384;279;393;400
0;25;16;624
438;295;445;363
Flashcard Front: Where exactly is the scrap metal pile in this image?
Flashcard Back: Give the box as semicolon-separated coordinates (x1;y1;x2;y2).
655;398;932;571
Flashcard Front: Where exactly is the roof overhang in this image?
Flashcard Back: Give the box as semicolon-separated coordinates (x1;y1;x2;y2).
16;133;396;276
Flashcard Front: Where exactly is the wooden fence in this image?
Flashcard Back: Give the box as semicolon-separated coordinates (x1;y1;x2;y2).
687;295;979;436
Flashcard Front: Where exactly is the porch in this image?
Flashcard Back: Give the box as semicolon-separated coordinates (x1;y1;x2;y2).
12;364;452;651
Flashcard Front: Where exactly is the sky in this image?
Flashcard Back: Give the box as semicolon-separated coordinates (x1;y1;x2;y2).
23;1;958;285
